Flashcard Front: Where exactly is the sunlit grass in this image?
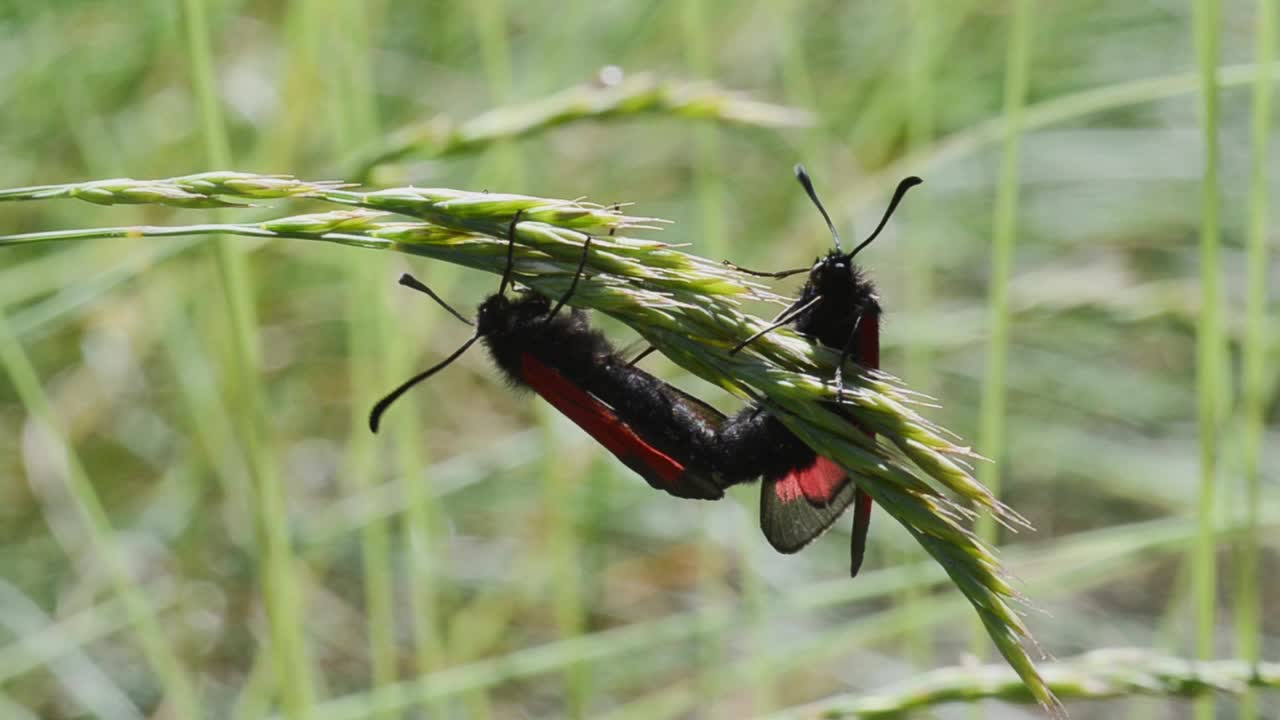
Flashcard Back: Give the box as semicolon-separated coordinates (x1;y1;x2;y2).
972;0;1032;660
1191;2;1225;720
1236;2;1274;719
181;0;316;717
464;2;528;717
0;2;1274;718
0;313;201;717
0;171;1069;707
326;5;401;719
678;1;739;715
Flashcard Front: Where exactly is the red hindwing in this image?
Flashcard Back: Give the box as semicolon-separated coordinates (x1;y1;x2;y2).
519;353;724;500
759;312;880;571
760;455;857;553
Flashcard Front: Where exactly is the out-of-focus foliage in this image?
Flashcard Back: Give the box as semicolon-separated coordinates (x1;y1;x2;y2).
0;2;1274;719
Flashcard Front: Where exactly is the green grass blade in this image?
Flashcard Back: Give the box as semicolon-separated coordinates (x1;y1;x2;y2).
680;0;735;714
851;61;1280;213
1190;3;1225;720
972;0;1033;655
770;651;1280;718
327;3;400;717
1236;1;1274;719
297;509;1226;720
350;74;811;182
902;0;945;670
180;1;316;716
458;3;526;716
0;176;1056;710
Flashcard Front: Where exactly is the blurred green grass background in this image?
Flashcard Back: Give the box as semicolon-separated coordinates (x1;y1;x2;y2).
0;1;1275;718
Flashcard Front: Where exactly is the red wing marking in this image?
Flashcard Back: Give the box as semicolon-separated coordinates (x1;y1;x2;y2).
773;474;803;503
760;458;857;553
519;353;685;486
771;455;849;504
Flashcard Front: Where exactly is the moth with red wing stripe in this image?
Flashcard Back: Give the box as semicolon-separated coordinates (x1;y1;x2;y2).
724;166;921;576
369;171;921;577
369;211;735;502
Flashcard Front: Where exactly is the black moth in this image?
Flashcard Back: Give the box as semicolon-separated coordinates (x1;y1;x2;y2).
373;168;920;576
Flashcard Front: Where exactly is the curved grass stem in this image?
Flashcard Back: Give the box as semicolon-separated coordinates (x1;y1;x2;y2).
772;650;1279;719
181;1;316;716
1236;3;1275;720
1191;5;1226;720
1;175;1055;708
971;3;1035;706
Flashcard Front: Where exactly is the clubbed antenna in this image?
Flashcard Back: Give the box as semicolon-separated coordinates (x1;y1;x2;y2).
847;176;923;258
369;332;481;432
398;273;472;326
370;272;480;432
794;164;842;251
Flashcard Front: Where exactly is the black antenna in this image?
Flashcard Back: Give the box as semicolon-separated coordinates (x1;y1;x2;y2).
497;209;524;296
627;345;658;367
544;236;593;322
369;332;482;432
370;209;534;433
846;176;922;258
398;273;472;326
794;164;841;252
729;294;824;355
721;259;810;280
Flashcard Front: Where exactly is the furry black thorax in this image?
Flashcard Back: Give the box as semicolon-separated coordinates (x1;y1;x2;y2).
790;249;881;350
